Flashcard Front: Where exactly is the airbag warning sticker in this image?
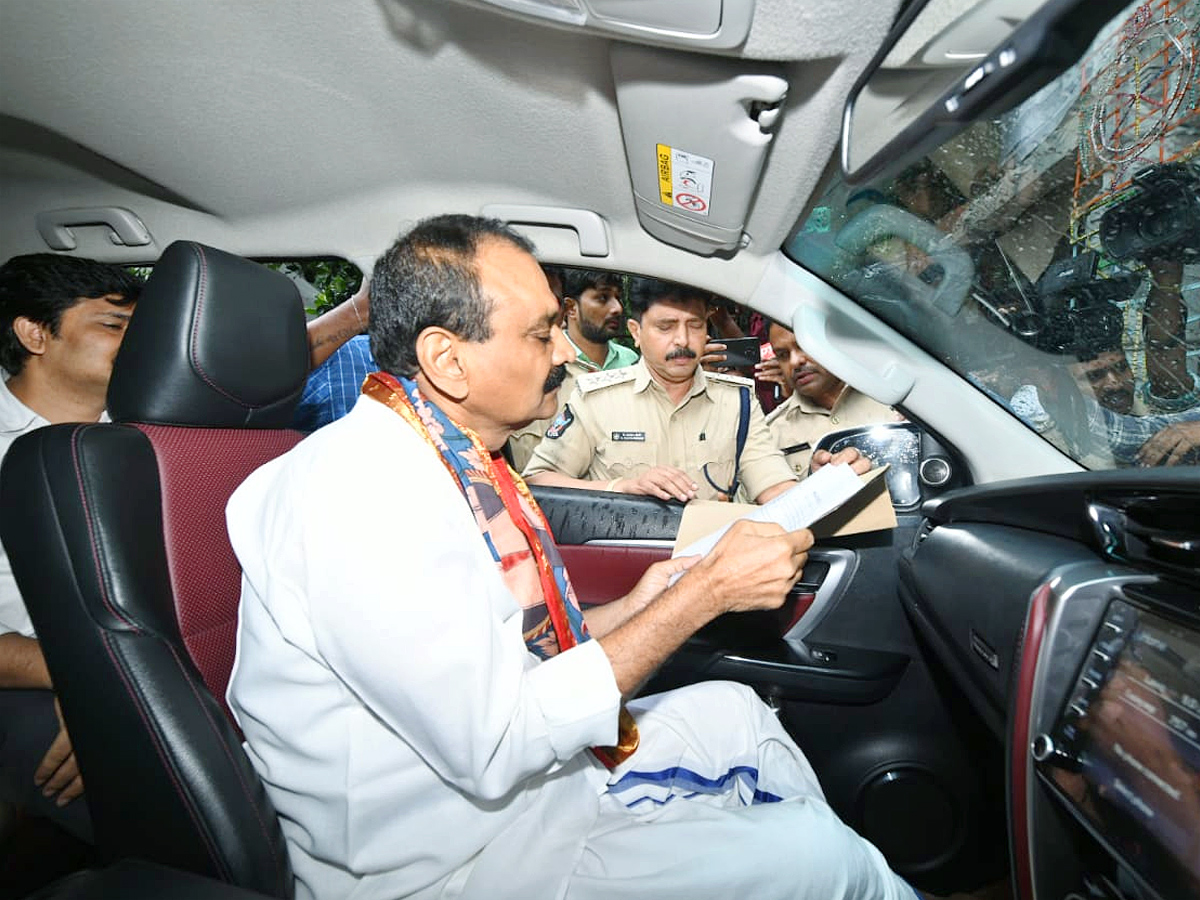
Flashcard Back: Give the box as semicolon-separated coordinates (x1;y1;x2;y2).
656;144;713;217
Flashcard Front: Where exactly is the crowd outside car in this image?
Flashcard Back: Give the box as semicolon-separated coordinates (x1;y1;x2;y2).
522;276;803;504
0;254;144;845
702;301;787;414
1026;304;1200;466
224;213;920;900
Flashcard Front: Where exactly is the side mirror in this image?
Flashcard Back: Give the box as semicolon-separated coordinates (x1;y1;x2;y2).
840;0;1131;183
815;422;964;509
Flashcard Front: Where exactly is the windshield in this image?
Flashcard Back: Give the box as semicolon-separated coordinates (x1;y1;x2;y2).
788;0;1199;469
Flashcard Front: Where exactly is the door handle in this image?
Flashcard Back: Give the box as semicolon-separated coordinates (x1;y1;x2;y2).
783;548;859;643
36;207;152;250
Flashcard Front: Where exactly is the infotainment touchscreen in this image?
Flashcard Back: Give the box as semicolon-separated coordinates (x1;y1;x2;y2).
1043;601;1200;900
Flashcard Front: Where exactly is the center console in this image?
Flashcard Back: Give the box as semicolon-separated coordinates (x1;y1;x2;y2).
1017;565;1200;900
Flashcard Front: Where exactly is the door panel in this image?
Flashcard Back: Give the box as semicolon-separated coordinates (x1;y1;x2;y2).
556;543;672;606
533;485;1009;893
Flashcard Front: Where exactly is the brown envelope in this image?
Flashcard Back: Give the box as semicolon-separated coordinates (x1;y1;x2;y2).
674;467;896;552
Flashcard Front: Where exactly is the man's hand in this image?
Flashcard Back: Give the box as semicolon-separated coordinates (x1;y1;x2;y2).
691;520;813;615
585;556;703;638
34;698;84;807
700;341;729;372
623;556;700;612
810;446;871;475
597;520;812;695
612;466;699;502
307;280;370;370
754;357;793;398
1137;421;1200;466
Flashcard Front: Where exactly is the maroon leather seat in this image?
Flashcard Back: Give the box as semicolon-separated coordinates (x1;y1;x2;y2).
0;242;309;897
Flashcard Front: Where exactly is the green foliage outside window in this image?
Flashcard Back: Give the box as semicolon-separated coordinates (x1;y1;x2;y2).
264;259;363;317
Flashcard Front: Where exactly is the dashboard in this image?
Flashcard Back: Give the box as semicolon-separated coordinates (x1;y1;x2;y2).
900;469;1200;900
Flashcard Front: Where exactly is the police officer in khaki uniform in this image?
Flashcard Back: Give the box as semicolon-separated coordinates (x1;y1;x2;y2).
762;321;900;477
523;278;797;504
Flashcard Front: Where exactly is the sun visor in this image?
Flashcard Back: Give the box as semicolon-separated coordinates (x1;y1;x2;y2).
612;43;787;256
455;0;754;51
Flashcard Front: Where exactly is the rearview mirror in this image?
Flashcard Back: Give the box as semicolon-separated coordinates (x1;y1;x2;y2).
840;0;1130;183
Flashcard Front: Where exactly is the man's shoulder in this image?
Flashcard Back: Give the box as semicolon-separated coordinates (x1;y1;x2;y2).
236;401;445;514
575;366;638;395
322;335;376;376
606;342;639;368
0;383;49;461
764;393;798;426
841;387;897;418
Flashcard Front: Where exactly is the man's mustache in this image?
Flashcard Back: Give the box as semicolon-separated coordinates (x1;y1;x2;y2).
543;364;568;393
666;347;697;361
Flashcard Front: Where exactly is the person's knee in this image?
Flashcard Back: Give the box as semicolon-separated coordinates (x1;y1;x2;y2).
669;679;764;713
768;799;907;898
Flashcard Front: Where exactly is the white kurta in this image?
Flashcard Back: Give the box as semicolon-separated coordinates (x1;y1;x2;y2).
227;395;915;900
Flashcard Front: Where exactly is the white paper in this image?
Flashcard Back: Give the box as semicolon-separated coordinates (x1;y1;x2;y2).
671;463;866;565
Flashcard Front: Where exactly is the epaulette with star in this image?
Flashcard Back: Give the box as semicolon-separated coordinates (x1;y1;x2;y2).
576;366;637;394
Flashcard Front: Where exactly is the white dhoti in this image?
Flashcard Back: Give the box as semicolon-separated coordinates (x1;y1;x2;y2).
565;682;918;900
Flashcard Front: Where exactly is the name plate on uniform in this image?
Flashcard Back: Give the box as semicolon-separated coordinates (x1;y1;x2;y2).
611;431;645;441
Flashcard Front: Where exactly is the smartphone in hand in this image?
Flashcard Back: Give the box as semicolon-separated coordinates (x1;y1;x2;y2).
717;336;762;368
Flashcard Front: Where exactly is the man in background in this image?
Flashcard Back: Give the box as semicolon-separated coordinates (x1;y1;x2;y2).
0;254;144;842
292;280;375;432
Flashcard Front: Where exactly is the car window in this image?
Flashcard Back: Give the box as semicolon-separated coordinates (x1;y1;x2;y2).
261;258;363;317
787;0;1200;469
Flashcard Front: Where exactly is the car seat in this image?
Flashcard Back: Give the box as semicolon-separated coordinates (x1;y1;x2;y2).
0;241;309;897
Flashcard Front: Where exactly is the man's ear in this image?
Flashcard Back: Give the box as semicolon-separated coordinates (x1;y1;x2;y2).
563;297;578;322
11;317;48;357
626;317;641;348
414;327;469;400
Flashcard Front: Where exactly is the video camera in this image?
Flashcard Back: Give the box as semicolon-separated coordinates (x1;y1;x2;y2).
1099;162;1200;262
1036;249;1139;313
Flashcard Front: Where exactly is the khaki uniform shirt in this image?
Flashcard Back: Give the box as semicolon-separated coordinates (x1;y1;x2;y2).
507;337;639;471
523;358;795;502
765;386;900;477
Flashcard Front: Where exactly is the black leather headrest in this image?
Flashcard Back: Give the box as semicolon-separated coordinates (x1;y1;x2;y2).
107;242;308;428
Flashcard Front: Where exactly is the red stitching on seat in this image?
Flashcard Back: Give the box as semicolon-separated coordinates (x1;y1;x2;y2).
70;426;139;631
185;245;273;409
98;630;228;879
166;641;285;876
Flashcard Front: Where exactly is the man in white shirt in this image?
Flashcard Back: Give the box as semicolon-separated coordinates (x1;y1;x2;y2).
227;215;917;900
0;253;142;840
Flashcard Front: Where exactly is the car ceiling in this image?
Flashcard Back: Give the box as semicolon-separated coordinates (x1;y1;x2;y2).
0;0;903;297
